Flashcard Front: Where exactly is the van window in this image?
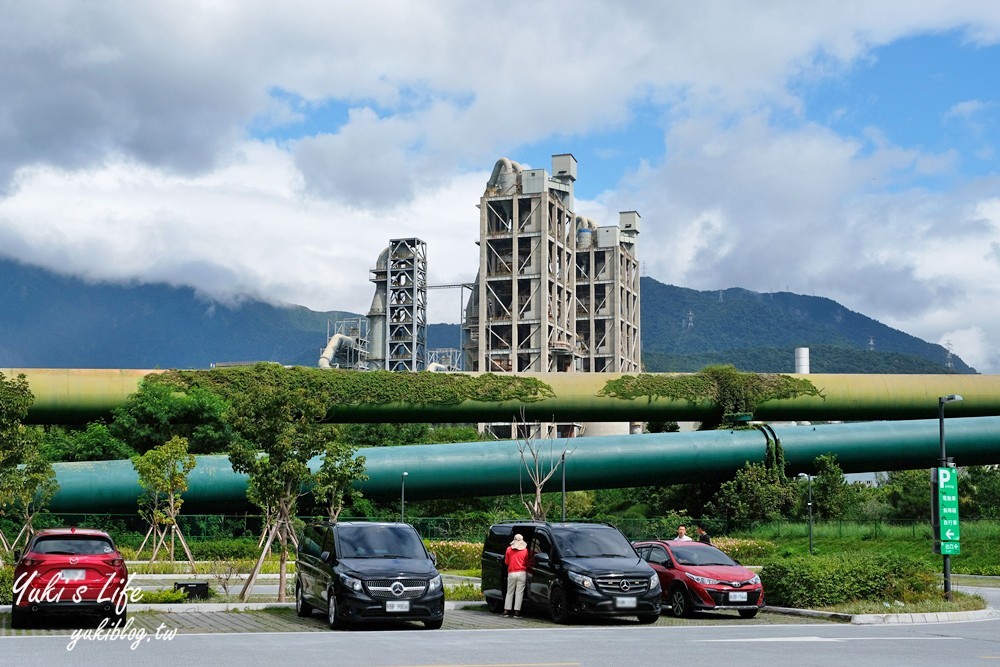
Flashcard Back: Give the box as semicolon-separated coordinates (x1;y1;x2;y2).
553;526;636;558
337;525;427;559
530;532;552;557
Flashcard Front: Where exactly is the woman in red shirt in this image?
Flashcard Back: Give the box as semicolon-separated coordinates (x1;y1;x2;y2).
503;533;529;617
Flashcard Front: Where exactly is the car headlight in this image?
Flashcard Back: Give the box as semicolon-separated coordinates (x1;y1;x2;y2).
649;573;659;590
567;570;595;589
340;574;363;592
428;575;442;592
748;575;761;586
684;572;721;586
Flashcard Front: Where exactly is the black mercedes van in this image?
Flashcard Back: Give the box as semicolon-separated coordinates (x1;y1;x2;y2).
481;521;661;624
296;521;445;629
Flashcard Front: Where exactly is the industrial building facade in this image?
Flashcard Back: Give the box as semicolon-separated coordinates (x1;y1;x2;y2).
461;154;641;436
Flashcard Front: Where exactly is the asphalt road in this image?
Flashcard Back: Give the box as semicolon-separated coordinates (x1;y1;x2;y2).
4;614;1000;666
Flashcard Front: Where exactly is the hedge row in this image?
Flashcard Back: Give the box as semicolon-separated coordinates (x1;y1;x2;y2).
712;537;776;564
760;553;937;608
0;567;12;605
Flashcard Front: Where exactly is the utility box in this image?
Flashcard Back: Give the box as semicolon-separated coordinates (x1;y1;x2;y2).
596;226;620;247
521;169;547;194
174;581;210;600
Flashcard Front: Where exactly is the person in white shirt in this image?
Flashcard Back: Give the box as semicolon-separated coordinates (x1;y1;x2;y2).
675;525;693;541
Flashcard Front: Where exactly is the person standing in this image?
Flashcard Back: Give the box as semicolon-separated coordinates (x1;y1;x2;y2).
503;533;529;617
696;524;712;544
675;525;693;541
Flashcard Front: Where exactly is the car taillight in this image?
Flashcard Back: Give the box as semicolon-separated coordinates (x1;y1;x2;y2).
21;558;40;567
104;558;124;567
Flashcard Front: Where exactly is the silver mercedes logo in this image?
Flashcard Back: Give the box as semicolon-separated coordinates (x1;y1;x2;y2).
619;580;631;592
390;582;405;597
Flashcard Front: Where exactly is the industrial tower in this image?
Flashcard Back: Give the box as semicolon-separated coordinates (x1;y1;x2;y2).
461;154;641;436
367;238;428;372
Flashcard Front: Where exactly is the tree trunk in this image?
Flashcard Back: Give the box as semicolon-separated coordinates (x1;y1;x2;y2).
240;520;279;603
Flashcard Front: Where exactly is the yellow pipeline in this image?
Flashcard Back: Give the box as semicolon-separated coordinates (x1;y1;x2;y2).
7;368;1000;423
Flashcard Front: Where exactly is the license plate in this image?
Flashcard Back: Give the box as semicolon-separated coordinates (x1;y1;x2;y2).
729;591;748;602
59;569;86;581
385;600;410;613
615;596;637;609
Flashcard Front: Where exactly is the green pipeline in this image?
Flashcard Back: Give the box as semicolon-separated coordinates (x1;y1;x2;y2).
8;368;1000;423
48;415;1000;512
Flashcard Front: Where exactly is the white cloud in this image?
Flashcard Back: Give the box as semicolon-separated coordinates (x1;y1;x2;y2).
2;2;1000;370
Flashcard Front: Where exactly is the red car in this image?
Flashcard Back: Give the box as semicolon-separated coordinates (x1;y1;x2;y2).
633;540;764;618
11;527;129;628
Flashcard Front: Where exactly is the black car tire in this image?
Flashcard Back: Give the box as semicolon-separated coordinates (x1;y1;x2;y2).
548;586;570;624
109;609;127;626
669;586;693;618
739;609;759;619
296;582;313;618
485;596;503;614
10;605;28;629
423;618;443;630
637;612;659;624
326;591;342;630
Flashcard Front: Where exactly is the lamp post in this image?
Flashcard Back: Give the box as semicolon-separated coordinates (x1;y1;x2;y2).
798;473;814;555
560;450;567;521
401;471;408;523
938;394;962;601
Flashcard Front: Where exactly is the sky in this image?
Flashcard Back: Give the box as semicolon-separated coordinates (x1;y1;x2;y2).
1;2;999;371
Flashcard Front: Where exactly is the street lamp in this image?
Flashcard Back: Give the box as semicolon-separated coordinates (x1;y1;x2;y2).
798;473;814;555
401;471;408;523
938;394;963;601
560;450;567;521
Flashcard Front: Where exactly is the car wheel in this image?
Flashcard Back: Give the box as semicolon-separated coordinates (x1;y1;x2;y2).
669;586;693;618
739;609;759;619
423;618;443;630
637;613;659;624
109;609;127;626
295;582;313;618
10;605;28;629
548;586;570;624
326;591;342;629
485;596;503;614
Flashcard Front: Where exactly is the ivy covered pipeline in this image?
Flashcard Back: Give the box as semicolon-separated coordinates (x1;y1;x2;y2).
599;365;822;421
152;364;556;408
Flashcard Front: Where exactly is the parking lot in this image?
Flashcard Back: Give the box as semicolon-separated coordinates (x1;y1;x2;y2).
0;604;833;637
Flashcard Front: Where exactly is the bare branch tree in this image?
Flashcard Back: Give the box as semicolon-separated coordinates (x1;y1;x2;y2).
515;412;574;521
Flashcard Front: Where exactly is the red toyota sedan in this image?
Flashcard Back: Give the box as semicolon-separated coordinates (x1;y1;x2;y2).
633;540;764;618
11;527;129;628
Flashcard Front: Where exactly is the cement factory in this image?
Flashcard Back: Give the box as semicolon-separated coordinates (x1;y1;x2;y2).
317;153;642;439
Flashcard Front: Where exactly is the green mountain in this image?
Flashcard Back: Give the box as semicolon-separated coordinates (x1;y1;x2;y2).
0;257;972;373
637;278;973;374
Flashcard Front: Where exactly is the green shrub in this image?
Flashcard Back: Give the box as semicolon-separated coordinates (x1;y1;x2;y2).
0;567;13;605
136;588;191;604
760;553;936;608
425;540;481;571
446;581;483;601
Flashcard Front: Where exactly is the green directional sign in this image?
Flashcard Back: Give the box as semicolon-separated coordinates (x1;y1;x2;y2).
936;467;960;542
939;541;961;555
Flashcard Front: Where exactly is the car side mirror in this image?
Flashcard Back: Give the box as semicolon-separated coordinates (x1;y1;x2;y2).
662;560;674;568
12;550;21;563
533;552;550;565
429;552;437;565
321;550;336;564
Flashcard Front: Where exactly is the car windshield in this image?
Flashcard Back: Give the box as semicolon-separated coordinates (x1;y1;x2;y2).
669;544;737;567
32;536;115;556
554;527;636;558
337;525;427;559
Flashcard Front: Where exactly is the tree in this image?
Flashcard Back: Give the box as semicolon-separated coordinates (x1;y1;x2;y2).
337;423;430;447
960;466;1000;520
881;469;930;521
312;440;367;523
810;454;859;519
0;373;55;553
515;418;573;521
705;462;796;527
110;380;235;454
40;423;135;462
227;384;331;602
131;436;198;571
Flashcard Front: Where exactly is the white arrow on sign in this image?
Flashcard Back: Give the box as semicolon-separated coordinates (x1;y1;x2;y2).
945;529;956;539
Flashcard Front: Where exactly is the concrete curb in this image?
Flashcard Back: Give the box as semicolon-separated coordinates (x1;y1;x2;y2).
766;605;1000;624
